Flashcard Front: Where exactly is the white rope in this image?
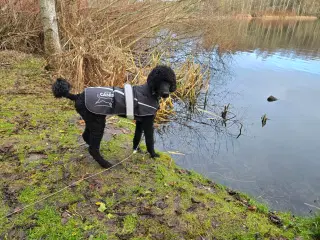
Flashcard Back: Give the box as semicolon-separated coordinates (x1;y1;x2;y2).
3;140;142;219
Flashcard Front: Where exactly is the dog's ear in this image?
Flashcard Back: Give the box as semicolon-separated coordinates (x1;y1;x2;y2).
167;68;176;92
146;68;158;95
169;81;176;92
169;85;176;93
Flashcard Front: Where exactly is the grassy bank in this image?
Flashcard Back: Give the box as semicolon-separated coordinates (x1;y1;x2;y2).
1;52;319;239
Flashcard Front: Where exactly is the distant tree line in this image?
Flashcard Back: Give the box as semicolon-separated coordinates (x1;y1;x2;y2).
201;0;320;16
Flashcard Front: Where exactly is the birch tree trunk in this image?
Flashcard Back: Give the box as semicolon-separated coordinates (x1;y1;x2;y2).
39;0;61;56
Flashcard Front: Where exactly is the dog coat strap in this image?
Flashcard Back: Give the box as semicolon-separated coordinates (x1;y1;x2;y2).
124;84;134;120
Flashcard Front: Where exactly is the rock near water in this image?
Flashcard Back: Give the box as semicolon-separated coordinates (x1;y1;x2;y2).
267;95;278;102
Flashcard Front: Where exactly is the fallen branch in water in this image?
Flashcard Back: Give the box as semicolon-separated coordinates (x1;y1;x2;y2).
236;123;243;139
304;203;320;210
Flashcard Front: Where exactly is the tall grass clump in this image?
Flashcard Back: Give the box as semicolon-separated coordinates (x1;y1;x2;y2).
0;5;42;53
174;58;210;106
310;214;320;238
53;0;199;89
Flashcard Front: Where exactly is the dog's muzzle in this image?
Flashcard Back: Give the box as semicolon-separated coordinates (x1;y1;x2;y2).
162;92;169;98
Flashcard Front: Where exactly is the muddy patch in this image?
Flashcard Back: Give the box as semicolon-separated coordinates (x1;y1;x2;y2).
154;199;168;210
0;142;15;155
26;153;48;162
2;184;20;207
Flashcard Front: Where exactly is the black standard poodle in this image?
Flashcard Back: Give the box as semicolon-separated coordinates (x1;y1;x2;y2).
52;65;176;168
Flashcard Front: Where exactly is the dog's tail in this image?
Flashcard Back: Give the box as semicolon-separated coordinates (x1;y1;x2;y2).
52;78;78;101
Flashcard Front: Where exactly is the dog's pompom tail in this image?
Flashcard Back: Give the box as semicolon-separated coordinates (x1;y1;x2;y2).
52;78;77;100
52;78;70;98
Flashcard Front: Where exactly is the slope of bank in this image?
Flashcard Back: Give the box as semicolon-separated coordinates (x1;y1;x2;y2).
0;51;319;239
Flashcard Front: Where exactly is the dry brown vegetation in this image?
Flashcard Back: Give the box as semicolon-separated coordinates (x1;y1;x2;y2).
0;0;200;86
2;0;318;123
0;0;209;122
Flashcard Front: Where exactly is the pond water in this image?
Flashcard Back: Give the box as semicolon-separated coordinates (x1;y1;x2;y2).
156;20;320;215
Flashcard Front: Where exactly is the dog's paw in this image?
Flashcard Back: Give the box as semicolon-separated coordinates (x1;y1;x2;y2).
133;147;146;154
151;153;160;158
100;160;113;169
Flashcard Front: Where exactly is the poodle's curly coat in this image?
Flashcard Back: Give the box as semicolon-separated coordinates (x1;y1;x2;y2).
52;65;176;168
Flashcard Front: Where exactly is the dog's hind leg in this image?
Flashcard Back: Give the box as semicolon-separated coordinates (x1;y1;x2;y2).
86;115;113;169
76;104;112;168
82;127;90;145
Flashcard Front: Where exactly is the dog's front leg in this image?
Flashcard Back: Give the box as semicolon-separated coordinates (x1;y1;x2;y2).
142;116;159;158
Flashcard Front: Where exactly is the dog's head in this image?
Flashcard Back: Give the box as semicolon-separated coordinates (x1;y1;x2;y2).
147;65;176;99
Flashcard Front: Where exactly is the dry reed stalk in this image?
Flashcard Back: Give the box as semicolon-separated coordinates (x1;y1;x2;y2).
173;58;210;106
156;97;176;123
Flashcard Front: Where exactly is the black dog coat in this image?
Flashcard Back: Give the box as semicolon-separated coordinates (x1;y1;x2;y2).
84;84;159;119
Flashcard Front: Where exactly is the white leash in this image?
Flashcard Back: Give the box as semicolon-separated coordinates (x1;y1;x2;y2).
3;138;143;219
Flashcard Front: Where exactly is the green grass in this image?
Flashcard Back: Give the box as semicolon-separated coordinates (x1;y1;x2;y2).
122;214;138;234
0;51;319;239
27;206;84;240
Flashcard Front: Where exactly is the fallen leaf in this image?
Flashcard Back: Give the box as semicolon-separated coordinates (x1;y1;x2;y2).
13;207;21;213
169;182;177;186
96;202;107;212
248;205;257;211
78;120;85;126
107;213;114;219
98;203;107;212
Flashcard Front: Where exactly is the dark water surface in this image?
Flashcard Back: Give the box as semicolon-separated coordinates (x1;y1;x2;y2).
156;20;320;215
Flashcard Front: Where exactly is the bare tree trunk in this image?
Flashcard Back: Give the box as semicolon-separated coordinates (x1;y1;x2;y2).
39;0;61;56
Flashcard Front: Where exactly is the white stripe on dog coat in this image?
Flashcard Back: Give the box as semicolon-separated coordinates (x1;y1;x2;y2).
124;84;134;120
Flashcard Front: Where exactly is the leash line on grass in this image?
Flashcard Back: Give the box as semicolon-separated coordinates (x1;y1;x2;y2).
3;154;133;219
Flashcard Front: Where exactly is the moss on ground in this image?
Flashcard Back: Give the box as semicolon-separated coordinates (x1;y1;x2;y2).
0;51;319;239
